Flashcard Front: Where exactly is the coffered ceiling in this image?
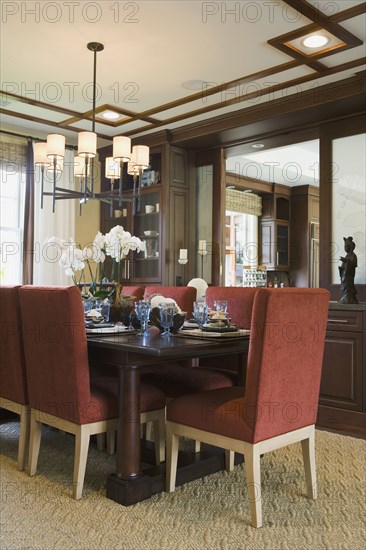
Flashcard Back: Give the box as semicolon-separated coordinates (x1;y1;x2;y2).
0;0;365;148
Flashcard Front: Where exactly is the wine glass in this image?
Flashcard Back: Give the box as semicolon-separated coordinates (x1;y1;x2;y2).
159;303;175;336
193;301;208;329
213;300;228;318
135;300;151;336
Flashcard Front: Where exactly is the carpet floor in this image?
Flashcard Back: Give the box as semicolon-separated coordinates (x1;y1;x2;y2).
0;422;365;550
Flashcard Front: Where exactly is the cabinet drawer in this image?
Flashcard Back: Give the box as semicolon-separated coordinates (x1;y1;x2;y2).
327;310;363;332
319;331;363;411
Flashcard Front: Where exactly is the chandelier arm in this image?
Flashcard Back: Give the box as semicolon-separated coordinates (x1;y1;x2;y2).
40;165;45;209
79;177;83;216
118;161;123;207
52;158;57;213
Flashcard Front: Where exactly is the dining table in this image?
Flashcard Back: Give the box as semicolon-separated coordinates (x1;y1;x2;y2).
87;326;250;506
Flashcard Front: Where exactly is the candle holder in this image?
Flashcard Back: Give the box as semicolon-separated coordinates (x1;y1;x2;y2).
177;256;188;284
198;246;208;278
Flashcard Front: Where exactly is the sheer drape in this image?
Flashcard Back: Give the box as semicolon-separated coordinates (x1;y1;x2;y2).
22;140;34;284
33;148;76;285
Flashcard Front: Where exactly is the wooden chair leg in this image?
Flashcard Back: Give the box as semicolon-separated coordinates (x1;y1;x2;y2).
106;430;116;455
73;426;90;500
17;405;30;471
96;433;105;451
225;450;235;472
244;445;262;528
28;415;42;477
166;427;179;493
301;428;317;500
153;410;166;465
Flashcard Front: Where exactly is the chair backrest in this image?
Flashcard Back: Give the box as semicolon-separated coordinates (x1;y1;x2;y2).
244;288;329;444
19;286;92;425
144;286;197;317
0;286;28;405
205;287;258;328
121;285;145;302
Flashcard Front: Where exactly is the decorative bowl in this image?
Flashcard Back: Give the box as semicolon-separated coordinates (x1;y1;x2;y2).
149;307;186;333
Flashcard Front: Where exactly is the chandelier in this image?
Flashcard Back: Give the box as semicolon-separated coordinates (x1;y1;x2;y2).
33;42;149;215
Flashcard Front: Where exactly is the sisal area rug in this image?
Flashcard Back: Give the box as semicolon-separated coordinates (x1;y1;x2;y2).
0;422;365;550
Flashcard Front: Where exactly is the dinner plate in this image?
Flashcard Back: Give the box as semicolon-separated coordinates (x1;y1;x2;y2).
86;325;133;335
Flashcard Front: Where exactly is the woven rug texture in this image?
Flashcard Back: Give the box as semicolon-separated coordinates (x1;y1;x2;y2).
0;422;365;550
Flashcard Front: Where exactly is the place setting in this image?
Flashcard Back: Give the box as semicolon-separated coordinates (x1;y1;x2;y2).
180;300;250;339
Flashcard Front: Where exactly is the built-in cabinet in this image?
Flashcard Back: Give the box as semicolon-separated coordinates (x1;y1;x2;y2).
260;187;291;270
99;144;192;285
290;185;319;287
318;304;366;435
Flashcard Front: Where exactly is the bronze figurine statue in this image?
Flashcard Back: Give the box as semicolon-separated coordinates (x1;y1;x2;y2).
338;236;358;304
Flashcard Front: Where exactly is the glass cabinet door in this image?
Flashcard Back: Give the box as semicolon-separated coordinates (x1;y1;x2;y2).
131;189;161;281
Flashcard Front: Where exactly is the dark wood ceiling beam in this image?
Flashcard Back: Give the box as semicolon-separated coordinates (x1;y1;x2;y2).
0;89;82;117
0;108;112;141
330;3;366;23
125;57;366;137
281;0;363;46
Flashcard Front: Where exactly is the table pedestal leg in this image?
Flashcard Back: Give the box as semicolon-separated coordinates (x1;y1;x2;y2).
106;366;152;505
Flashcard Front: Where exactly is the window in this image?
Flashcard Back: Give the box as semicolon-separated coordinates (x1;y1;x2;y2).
225;211;258;286
0;142;26;284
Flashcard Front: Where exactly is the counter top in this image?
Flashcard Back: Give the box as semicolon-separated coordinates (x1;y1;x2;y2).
329;301;366;311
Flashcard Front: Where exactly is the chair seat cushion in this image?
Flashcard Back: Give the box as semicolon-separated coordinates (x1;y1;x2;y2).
141;363;235;398
166;387;253;442
91;376;166;418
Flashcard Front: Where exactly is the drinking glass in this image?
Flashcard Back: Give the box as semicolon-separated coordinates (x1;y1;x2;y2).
213;300;228;318
135;300;151;336
94;298;111;322
193;301;208;329
159;302;175;336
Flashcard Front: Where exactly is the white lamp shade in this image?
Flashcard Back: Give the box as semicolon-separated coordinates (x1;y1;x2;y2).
74;155;86;178
105;157;121;179
46;134;65;160
78;131;97;158
133;145;149;169
47;158;63;173
113;136;131;162
34;142;50;166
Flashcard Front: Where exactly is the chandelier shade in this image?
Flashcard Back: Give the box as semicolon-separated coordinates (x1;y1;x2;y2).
35;41;149;215
78;131;97;158
113;136;131;162
74;156;86;178
105;157;121;179
34;142;50;166
133;145;149;170
46;134;65;160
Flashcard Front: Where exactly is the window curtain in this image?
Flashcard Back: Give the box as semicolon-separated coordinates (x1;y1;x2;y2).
226;189;262;216
0;134;27;284
22;140;34;284
33;148;76;285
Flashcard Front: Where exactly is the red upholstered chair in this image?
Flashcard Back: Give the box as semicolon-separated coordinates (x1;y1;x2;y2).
166;288;330;527
141;285;235;404
19;285;166;499
0;286;30;471
121;285;145;301
144;286;196;318
200;287;258;381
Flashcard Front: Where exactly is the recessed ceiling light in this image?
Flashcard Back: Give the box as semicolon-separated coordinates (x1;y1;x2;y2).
227;185;236;189
252;143;264;149
243;189;252;193
182;80;210;91
102;110;120;120
302;34;330;49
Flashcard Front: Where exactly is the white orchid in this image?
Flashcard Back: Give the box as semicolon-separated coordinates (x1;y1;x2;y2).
53;226;144;292
104;225;145;262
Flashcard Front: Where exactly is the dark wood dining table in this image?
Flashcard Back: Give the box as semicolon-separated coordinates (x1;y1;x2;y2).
87;326;250;505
